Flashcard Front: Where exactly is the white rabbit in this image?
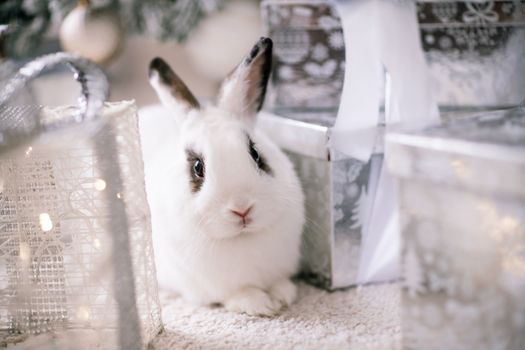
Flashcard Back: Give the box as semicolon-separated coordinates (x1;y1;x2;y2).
141;37;305;316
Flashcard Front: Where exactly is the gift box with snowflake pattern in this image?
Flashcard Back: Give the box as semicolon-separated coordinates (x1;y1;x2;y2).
386;104;525;349
417;0;525;108
258;111;383;290
261;0;345;113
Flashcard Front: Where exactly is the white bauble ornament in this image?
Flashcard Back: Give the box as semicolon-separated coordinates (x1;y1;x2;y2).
59;0;123;65
184;0;263;81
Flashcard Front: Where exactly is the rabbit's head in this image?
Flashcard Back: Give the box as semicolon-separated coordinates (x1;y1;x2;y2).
149;38;303;240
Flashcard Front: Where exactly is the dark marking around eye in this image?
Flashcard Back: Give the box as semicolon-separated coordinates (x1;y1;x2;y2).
248;137;273;176
186;149;205;193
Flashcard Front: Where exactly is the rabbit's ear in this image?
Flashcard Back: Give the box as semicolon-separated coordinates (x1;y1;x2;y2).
149;57;200;113
217;37;272;121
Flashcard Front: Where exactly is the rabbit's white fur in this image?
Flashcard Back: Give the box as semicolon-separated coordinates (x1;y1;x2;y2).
141;38;305;316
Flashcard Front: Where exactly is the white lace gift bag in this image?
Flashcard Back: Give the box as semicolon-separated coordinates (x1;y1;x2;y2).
0;53;161;349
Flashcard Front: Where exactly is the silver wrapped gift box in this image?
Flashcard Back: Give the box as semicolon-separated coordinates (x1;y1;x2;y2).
259;111;383;290
386;103;525;349
261;0;345;112
417;0;525;108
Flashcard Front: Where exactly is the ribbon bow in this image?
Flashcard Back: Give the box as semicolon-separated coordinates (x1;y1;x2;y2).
463;3;499;25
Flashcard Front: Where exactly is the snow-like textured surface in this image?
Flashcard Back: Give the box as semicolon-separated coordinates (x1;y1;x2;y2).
150;282;401;350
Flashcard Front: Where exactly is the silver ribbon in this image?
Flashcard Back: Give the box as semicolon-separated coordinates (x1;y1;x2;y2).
0;52;109;151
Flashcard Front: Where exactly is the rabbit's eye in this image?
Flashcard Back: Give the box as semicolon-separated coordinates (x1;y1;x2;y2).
249;144;260;164
186;149;205;193
193;159;204;178
247;138;273;176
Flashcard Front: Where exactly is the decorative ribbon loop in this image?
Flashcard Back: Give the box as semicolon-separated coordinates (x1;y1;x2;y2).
0;52;108;151
463;3;499;25
329;0;439;285
330;0;438;162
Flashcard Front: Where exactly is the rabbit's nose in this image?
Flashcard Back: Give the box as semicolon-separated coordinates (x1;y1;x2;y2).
230;206;253;220
230;206;253;228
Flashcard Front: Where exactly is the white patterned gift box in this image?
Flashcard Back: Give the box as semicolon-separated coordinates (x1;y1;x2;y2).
0;54;162;349
386;103;525;349
261;0;345;113
417;0;525;108
259;111;384;290
263;0;525;112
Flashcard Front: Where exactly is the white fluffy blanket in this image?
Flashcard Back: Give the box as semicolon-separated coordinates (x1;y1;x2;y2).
150;282;401;350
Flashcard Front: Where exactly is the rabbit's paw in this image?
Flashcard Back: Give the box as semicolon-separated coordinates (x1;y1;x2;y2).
269;278;297;308
225;286;282;317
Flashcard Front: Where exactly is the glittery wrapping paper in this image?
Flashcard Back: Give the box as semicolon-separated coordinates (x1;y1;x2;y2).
417;0;525;108
258;111;383;290
386;105;525;349
261;0;345;114
261;0;525;115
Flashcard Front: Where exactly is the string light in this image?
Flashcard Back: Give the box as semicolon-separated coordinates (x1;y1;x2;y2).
25;146;33;157
19;242;31;261
450;159;471;180
94;179;106;191
93;238;101;249
39;213;53;232
499;216;519;232
76;306;91;321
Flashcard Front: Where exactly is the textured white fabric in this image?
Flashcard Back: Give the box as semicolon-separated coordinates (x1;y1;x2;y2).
150;282;401;350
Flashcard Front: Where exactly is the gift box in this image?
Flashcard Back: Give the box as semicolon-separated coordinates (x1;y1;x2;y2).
0;54;161;349
261;0;345;112
258;111;385;290
417;0;525;108
386;103;525;349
